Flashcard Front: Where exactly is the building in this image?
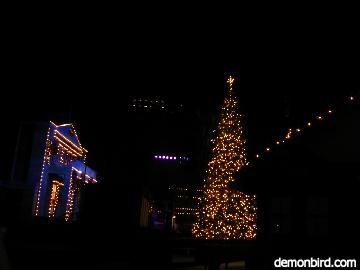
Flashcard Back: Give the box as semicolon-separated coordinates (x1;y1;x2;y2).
239;93;360;268
130;97;183;114
125;96;206;230
0;121;97;223
170;185;202;234
29;122;97;221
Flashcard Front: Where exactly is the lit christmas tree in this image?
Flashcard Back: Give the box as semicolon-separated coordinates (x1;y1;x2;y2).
192;76;257;240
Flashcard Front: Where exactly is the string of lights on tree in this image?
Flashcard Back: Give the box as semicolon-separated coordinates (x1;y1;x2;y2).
254;95;358;160
192;76;257;240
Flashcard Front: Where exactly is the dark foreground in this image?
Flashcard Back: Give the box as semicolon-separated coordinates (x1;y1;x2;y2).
1;222;356;270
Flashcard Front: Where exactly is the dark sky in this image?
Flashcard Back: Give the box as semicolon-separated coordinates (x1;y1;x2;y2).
5;29;358;120
2;16;359;181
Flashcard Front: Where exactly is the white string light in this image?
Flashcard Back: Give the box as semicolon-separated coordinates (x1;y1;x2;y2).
255;95;358;160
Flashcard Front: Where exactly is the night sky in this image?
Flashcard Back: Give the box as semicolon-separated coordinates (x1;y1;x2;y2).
2;17;359;183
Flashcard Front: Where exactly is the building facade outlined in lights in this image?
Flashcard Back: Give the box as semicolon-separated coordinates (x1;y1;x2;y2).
29;122;97;221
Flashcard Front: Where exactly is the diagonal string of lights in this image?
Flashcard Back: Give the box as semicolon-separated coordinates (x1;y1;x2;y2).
254;95;357;160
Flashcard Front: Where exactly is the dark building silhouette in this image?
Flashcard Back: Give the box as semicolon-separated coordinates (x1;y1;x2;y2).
239;94;360;268
120;96;208;231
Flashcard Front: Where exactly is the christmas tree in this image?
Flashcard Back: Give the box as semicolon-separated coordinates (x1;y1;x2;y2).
192;76;257;240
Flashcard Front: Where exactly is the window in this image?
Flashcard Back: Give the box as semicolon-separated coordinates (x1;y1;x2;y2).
271;197;291;235
306;197;328;236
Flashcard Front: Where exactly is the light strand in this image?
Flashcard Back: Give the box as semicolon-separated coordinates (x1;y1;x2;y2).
255;95;357;159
